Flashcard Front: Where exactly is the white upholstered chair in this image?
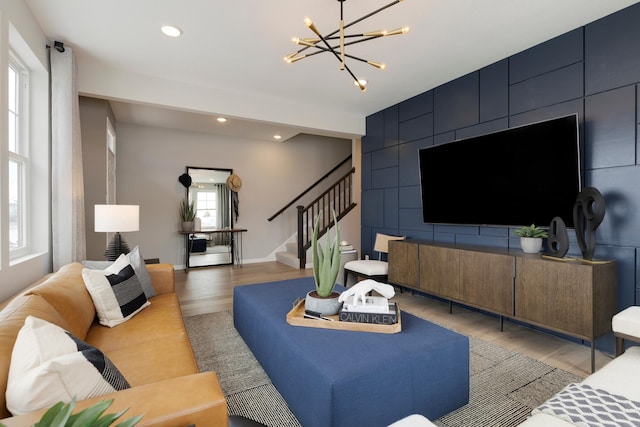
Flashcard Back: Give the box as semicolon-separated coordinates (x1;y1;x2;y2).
343;233;405;286
612;306;640;356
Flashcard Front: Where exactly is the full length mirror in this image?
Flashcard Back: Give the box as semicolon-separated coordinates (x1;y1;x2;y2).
186;166;233;267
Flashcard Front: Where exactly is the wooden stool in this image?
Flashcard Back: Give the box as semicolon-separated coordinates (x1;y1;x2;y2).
612;306;640;356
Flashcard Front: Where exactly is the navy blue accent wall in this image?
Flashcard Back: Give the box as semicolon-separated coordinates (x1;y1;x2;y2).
361;4;640;353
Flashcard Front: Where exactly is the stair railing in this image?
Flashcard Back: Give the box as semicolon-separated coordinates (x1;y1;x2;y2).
268;155;352;222
296;167;357;268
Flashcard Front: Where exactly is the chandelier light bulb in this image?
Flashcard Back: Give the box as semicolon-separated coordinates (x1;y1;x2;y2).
367;61;386;70
354;79;367;91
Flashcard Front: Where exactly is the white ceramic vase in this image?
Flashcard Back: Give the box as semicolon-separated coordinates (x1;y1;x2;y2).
520;237;543;254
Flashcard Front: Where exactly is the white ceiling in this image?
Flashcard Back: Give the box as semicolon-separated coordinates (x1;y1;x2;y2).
25;0;640;141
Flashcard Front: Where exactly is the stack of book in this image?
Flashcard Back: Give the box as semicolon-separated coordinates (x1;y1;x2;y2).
339;296;399;325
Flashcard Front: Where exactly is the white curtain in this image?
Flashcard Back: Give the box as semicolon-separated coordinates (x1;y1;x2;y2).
50;46;86;269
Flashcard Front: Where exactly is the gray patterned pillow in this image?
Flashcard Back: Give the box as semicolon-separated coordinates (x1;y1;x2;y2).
128;246;156;298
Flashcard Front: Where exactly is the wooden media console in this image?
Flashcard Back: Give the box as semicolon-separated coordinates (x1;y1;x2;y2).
388;240;617;372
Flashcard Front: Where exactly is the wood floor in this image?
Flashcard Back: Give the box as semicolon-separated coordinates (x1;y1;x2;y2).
175;261;613;378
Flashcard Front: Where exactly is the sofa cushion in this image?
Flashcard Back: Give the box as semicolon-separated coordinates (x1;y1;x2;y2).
85;293;187;353
82;254;150;327
27;263;96;340
104;334;199;386
6;316;131;416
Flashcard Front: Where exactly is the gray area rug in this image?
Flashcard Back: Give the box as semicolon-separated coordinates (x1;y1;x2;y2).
184;311;581;427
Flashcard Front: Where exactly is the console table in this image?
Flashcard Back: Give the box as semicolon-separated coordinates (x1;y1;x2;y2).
388;240;617;372
180;228;247;270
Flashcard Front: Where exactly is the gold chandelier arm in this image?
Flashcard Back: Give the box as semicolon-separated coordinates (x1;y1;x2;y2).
305;18;346;67
285;0;406;89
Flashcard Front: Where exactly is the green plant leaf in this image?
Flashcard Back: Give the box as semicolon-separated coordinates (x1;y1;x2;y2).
311;210;341;297
178;198;196;222
312;214;321;287
28;398;142;427
514;224;548;238
68;399;112;427
34;400;73;427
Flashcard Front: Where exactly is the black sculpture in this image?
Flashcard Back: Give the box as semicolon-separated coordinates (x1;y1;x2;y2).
547;216;569;258
572;187;605;260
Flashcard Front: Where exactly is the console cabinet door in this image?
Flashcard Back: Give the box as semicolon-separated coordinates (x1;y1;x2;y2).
515;257;616;339
459;250;514;315
419;245;460;300
388;240;419;288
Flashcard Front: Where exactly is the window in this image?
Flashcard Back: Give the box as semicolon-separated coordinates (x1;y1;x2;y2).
7;52;30;258
196;191;218;229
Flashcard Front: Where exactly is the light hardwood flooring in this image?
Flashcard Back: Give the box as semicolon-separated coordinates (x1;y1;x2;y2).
176;261;613;378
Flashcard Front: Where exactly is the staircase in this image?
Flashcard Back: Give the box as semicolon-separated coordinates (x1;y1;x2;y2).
275;242;301;269
270;158;356;269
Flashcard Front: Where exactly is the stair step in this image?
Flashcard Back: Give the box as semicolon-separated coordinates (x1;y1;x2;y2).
275;251;300;269
285;242;298;255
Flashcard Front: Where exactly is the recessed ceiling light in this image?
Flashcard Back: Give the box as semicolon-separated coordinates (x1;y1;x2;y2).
274;135;282;140
161;25;182;37
216;117;227;123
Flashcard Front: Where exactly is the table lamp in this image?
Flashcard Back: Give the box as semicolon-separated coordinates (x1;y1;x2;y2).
95;204;139;261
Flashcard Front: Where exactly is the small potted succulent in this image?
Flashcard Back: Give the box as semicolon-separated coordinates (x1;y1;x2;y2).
306;211;342;316
179;198;196;232
514;224;548;254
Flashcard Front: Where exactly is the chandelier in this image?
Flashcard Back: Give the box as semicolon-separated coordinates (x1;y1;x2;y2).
284;0;409;92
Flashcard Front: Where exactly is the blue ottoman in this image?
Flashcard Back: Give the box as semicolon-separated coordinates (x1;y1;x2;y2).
233;278;469;427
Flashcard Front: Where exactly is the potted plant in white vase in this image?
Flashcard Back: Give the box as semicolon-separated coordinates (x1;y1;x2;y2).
306;211;342;316
179;198;196;232
514;224;548;254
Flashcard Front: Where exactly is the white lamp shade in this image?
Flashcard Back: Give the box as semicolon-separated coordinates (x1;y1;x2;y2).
94;205;139;232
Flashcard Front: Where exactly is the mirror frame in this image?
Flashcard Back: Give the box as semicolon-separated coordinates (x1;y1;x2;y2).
185;166;234;267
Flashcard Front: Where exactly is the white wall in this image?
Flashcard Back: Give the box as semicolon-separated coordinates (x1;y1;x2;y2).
115;123;356;268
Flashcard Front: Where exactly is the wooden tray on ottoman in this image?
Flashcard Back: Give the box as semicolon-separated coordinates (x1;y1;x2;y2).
286;299;402;334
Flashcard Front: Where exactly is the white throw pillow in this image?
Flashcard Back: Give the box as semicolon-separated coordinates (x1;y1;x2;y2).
82;247;156;299
6;316;131;416
82;254;150;327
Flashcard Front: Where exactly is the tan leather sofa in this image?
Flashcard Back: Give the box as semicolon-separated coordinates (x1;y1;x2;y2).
0;262;228;426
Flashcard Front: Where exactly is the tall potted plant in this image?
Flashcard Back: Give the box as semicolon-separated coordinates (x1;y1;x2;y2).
306;211;342;315
514;224;548;253
179;198;196;232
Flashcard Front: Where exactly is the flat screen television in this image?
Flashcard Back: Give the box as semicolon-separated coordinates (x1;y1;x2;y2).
419;114;581;227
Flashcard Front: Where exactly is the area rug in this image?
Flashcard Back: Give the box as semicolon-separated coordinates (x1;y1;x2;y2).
184;311;582;427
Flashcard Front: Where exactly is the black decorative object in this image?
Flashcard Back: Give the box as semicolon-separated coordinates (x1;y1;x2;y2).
547;216;570;258
178;173;192;188
104;232;131;262
573;187;605;260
